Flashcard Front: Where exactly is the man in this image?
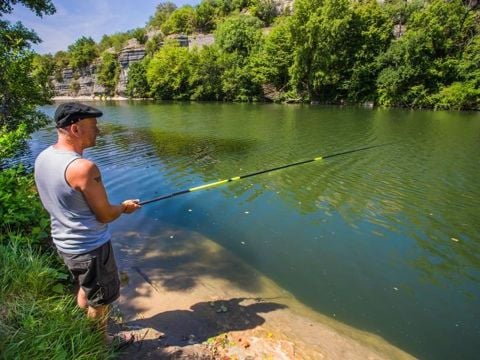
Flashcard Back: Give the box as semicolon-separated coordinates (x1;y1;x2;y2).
34;102;140;345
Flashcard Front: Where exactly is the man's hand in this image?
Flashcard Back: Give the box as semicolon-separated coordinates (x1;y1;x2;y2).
122;199;141;214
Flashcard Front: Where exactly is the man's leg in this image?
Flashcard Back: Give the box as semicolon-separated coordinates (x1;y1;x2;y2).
77;286;88;309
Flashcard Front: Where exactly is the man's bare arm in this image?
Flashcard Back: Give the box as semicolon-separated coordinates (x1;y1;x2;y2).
66;159;140;223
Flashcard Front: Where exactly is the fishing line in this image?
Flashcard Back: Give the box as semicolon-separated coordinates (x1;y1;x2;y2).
139;142;394;206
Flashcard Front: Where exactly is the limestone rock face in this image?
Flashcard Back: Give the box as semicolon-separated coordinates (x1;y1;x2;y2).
116;39;146;96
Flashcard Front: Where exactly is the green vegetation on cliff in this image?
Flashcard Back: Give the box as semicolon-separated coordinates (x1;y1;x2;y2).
38;0;480;110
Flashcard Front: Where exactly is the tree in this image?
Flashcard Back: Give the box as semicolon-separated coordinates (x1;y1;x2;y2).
189;45;223;100
131;28;147;44
0;0;55;17
214;15;263;56
0;0;55;159
289;0;355;102
258;16;293;91
345;0;393;102
127;60;150;98
161;6;196;35
147;2;177;29
97;51;120;96
196;0;217;32
248;0;278;26
376;0;479;108
67;36;98;70
146;41;192;99
0;21;50;133
32;53;55;99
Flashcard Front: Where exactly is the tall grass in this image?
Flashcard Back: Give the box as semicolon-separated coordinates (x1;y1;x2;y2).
0;167;114;359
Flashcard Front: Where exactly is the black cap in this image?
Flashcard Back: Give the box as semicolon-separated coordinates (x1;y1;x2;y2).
54;102;103;128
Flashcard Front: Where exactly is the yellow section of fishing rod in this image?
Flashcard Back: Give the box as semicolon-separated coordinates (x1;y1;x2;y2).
189;176;242;192
314;156;323;161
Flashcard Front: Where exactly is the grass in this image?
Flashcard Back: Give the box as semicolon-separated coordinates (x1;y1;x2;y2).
0;167;114;359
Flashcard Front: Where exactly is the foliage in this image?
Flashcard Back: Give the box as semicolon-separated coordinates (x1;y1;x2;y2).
97;51;120;96
161;6;197;35
147;41;192;99
289;0;355;101
98;32;131;52
0;20;51;133
131;27;147;44
32;53;55;97
147;2;177;29
248;0;278;26
67;36;98;70
0;0;55;17
345;0;393;102
0;166;49;243
52;50;69;81
127;60;150;98
196;0;217;32
189;45;223;100
145;32;164;56
377;0;479;107
214;15;263;56
257;16;293;91
219;51;264;101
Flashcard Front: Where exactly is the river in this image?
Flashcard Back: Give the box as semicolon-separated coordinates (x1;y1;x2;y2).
28;101;479;359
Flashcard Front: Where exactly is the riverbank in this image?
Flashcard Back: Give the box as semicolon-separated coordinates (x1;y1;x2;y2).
109;227;413;359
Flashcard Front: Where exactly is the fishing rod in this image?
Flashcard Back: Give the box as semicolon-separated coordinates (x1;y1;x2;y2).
139;142;394;206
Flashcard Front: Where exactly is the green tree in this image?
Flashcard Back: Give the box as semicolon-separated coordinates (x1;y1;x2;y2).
345;0;393;102
248;0;278;26
377;0;478;108
0;0;55;157
0;0;55;17
196;0;217;32
161;6;197;35
289;0;355;102
0;21;51;134
53;50;70;81
146;41;192;99
97;51;120;96
67;36;98;70
127;60;150;98
258;16;293;91
131;27;147;44
189;45;223;100
147;2;177;29
215;15;263;56
145;32;165;56
32;53;55;99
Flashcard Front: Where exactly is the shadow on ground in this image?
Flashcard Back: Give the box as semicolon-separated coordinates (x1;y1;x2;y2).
115;297;287;359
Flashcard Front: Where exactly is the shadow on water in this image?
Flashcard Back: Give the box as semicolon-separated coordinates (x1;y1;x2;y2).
114;227;268;294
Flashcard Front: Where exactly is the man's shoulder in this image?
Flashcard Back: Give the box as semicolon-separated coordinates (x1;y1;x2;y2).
67;158;97;175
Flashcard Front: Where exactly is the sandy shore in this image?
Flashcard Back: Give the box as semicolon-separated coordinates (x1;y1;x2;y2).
109;226;414;359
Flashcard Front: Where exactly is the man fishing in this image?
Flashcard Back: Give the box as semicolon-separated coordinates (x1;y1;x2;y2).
34;102;140;347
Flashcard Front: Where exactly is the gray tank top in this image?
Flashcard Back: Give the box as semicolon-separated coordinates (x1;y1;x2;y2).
34;146;110;254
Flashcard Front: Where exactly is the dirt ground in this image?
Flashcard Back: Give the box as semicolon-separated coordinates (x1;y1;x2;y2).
109;228;414;360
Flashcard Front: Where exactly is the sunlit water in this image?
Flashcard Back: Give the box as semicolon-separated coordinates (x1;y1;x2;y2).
26;101;479;359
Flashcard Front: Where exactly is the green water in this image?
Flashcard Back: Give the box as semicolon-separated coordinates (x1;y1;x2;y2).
33;102;479;359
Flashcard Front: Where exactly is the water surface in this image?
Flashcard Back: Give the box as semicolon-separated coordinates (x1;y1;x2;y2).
29;102;480;359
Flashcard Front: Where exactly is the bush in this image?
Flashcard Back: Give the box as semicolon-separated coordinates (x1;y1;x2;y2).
0;166;50;245
434;82;480;110
127;60;150;98
98;51;120;96
147;41;192;99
